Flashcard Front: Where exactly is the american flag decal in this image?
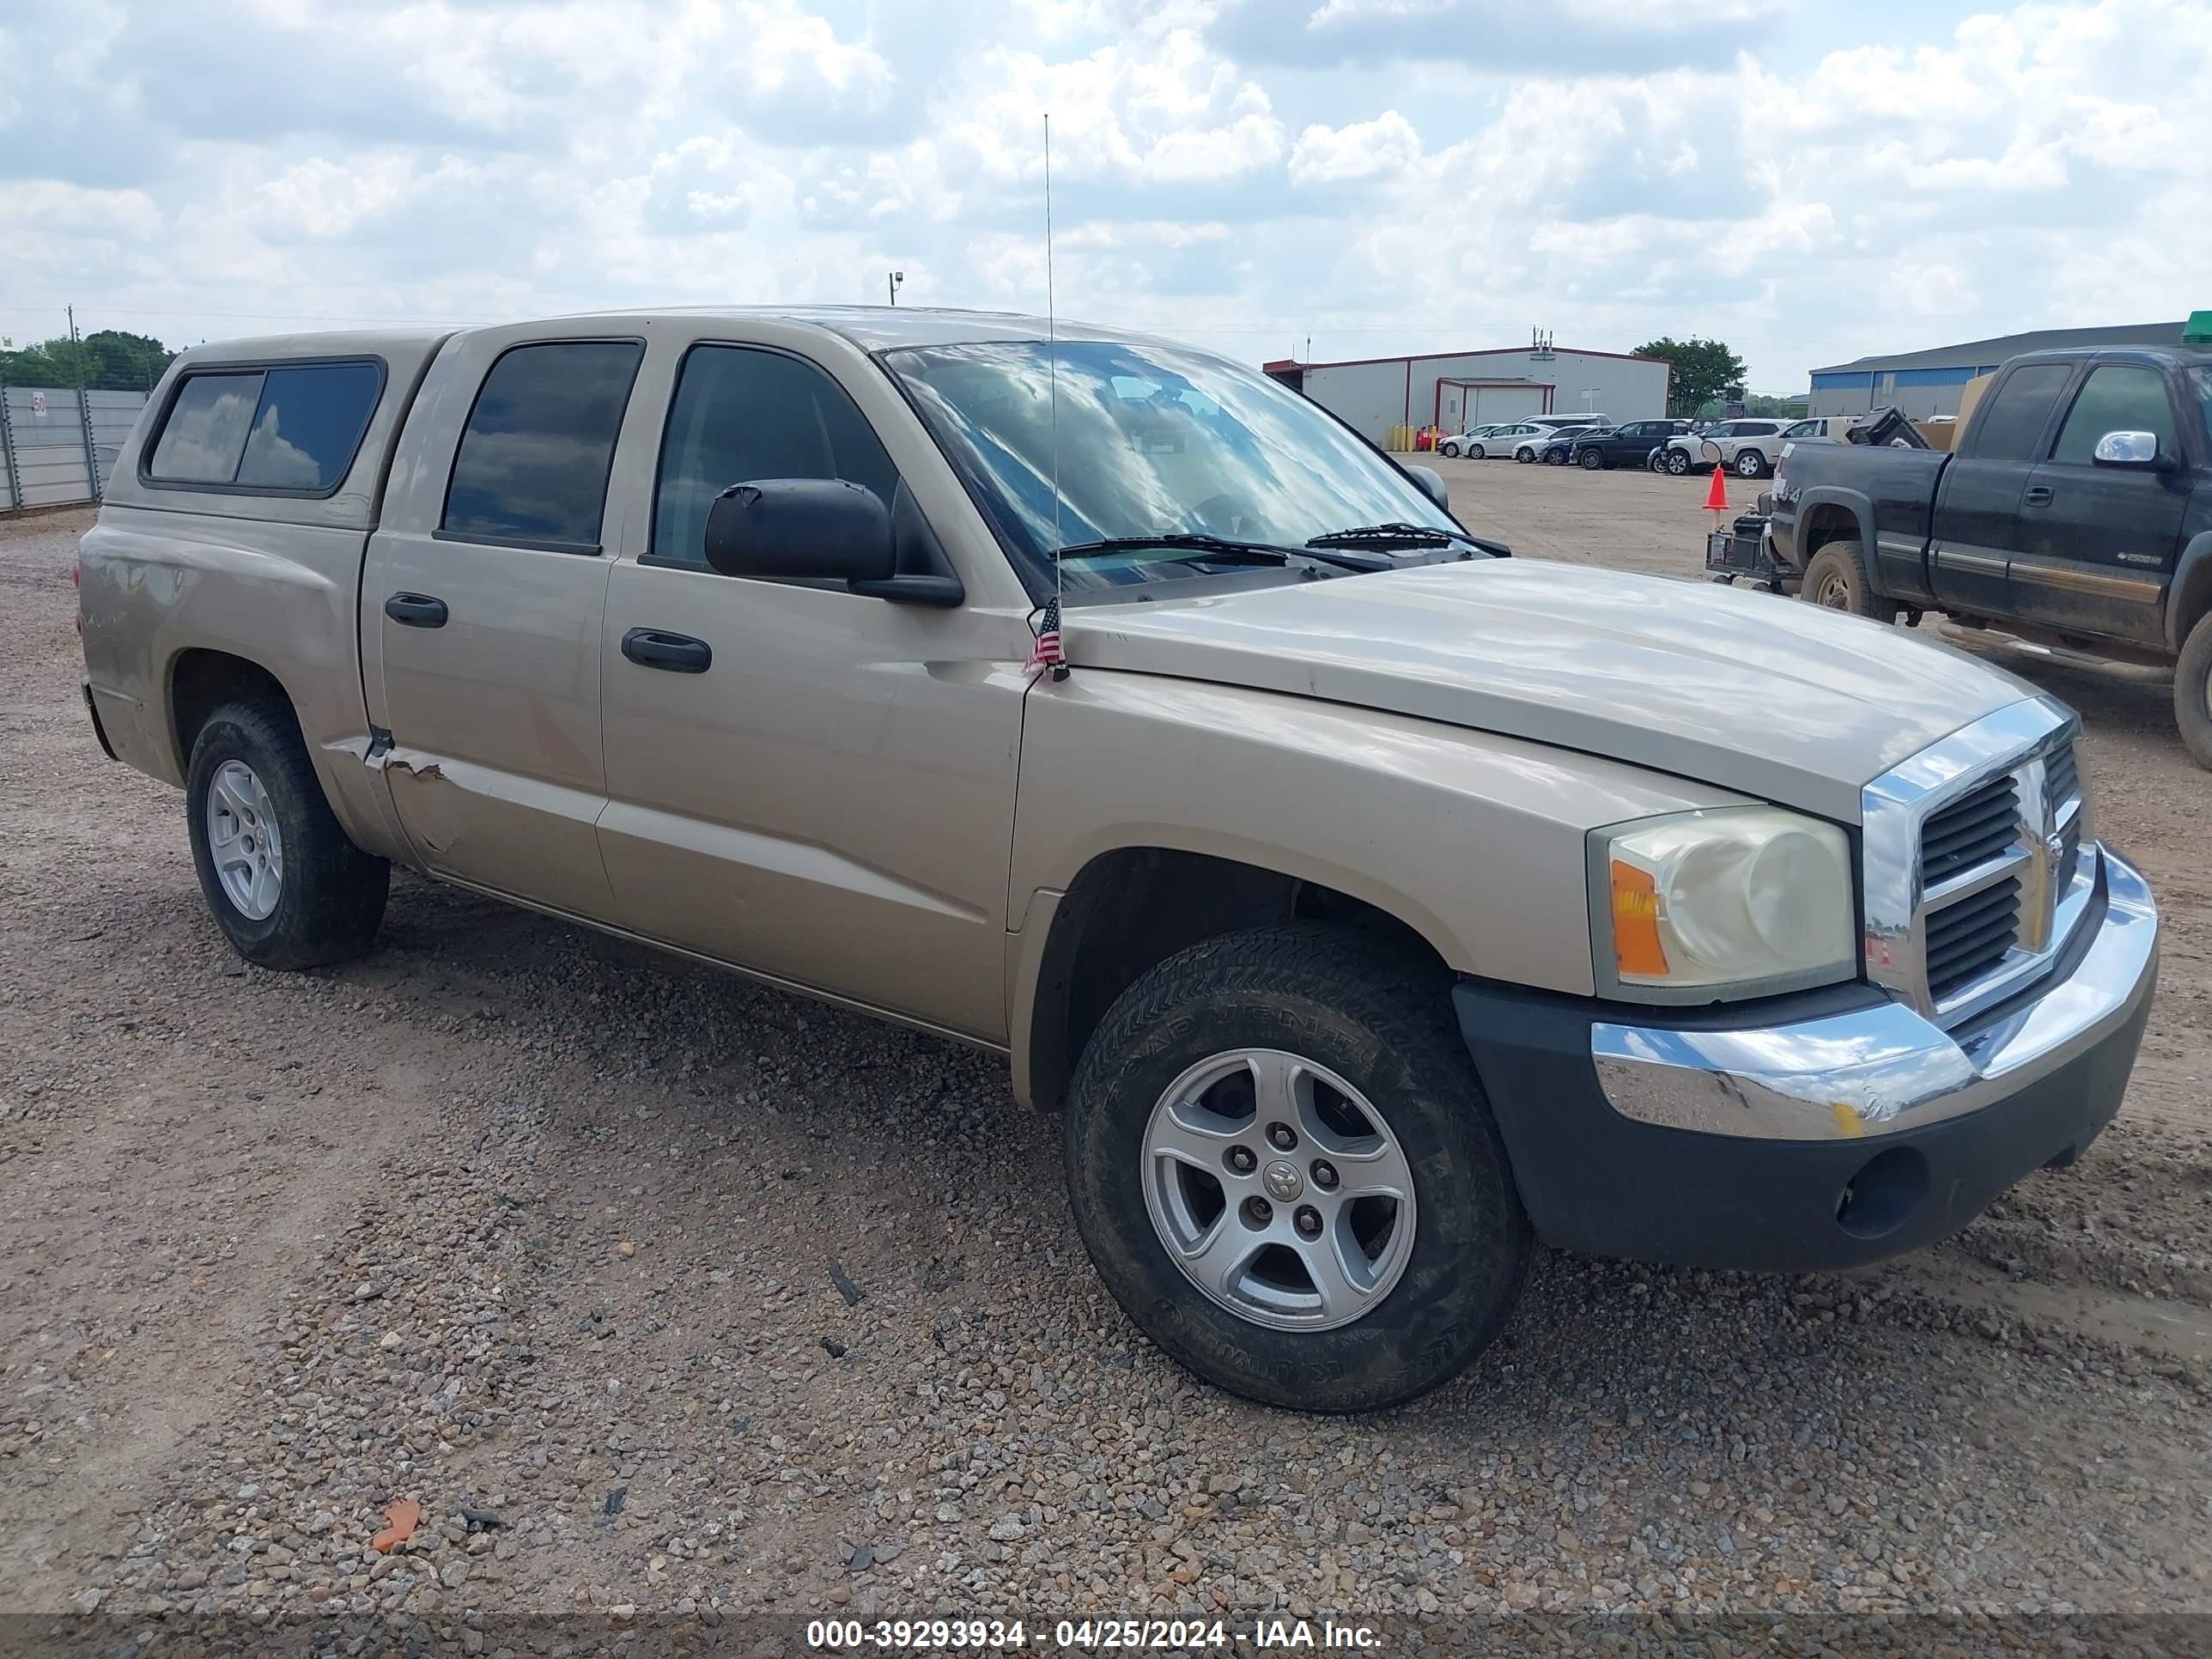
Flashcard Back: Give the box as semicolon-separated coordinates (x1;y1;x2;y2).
1028;594;1064;671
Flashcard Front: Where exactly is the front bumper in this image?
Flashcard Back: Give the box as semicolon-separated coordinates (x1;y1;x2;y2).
1455;843;2158;1273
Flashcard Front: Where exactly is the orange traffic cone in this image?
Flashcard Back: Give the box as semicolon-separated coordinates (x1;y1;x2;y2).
1704;465;1729;513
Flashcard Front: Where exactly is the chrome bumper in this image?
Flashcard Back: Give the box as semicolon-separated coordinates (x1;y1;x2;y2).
1591;843;2158;1142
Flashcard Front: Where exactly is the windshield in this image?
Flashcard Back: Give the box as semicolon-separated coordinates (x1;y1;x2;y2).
883;337;1462;591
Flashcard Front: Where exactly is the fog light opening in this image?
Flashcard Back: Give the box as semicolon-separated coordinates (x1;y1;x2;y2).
1833;1146;1930;1241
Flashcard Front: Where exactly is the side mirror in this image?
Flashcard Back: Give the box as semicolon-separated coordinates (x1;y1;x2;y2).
2093;430;2164;469
703;479;896;585
1405;464;1449;511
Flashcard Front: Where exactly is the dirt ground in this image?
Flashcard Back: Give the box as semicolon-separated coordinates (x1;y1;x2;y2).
3;485;2209;1648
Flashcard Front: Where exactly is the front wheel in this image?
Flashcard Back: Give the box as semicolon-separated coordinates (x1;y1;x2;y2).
1063;923;1531;1413
186;700;390;969
1665;448;1691;476
1438;441;1460;459
2174;611;2212;769
1578;448;1605;471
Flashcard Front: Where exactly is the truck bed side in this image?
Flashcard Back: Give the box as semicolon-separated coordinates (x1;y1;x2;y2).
77;328;453;862
1773;441;1949;604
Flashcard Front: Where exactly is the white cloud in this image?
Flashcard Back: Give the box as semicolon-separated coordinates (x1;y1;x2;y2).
1289;111;1421;185
0;0;2206;394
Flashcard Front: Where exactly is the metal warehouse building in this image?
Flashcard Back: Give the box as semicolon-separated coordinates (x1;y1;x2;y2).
1264;343;1671;444
1807;321;2191;420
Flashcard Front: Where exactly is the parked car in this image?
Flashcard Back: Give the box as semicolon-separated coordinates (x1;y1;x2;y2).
1535;412;1611;428
1778;415;1851;453
1658;418;1790;478
1561;419;1686;470
1510;422;1589;463
1437;423;1505;459
77;307;2159;1413
1536;425;1607;465
1768;343;2212;766
1465;421;1545;459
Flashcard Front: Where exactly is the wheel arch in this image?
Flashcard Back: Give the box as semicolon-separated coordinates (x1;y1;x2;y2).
168;647;297;777
2162;530;2212;653
1011;846;1449;1113
1792;489;1876;574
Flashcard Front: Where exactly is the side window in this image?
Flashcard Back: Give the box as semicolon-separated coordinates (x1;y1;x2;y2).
146;361;381;493
442;340;645;550
1969;363;2074;463
2049;365;2178;465
1781;421;1814;439
649;343;901;569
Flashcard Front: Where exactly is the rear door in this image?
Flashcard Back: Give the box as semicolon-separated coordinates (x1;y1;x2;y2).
361;326;647;920
1929;360;2077;616
2013;361;2191;644
594;333;1030;1042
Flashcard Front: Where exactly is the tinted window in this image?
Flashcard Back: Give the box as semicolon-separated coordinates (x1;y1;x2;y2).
1971;363;2074;462
148;362;382;491
2050;365;2177;464
651;345;900;568
236;362;381;489
149;373;264;483
443;341;645;549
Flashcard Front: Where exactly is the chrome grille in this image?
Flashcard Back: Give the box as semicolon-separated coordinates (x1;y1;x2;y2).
1862;699;2094;1028
1920;775;2019;884
1925;874;2021;1000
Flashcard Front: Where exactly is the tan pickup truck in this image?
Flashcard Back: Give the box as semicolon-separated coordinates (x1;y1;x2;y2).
77;307;2160;1412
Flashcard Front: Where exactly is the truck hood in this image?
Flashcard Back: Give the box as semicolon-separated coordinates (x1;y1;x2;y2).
1061;560;2039;823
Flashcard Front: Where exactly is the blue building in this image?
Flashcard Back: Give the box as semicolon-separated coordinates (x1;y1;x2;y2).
1805;321;2190;420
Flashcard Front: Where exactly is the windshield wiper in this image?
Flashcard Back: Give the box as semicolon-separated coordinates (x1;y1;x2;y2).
1306;520;1479;550
1050;533;1387;573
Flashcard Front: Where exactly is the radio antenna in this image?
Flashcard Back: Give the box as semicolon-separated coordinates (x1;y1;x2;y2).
1030;109;1068;680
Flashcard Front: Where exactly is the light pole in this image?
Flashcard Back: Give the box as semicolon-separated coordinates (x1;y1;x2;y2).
888;270;904;307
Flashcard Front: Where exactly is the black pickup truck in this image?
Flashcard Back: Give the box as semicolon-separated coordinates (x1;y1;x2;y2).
1766;345;2212;766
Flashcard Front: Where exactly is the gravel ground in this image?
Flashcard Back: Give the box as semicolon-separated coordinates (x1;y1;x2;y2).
4;496;2211;1653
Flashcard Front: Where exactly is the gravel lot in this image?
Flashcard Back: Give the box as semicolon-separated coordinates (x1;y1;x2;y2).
4;483;2210;1650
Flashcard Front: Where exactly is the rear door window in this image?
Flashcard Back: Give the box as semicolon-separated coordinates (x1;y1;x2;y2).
1969;363;2075;462
441;340;645;550
146;360;383;493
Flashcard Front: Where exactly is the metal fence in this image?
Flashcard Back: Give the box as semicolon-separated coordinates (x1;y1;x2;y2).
0;383;149;511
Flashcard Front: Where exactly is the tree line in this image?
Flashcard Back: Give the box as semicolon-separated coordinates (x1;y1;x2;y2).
0;329;178;391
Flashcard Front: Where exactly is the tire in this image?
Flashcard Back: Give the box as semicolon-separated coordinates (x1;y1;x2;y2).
1514;447;1534;464
1735;447;1769;478
1063;922;1532;1413
185;699;390;969
1438;441;1460;459
1665;447;1691;476
1578;447;1605;471
1469;444;1488;459
1801;539;1898;625
2174;611;2212;770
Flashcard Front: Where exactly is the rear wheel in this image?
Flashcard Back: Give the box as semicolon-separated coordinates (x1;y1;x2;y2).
2173;611;2212;770
185;700;390;969
1063;923;1531;1413
1801;539;1898;624
1735;448;1769;478
1514;447;1535;464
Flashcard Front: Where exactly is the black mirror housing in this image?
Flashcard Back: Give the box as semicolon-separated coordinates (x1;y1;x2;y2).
703;479;897;586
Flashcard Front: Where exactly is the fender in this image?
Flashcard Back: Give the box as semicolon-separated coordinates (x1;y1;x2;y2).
2162;530;2212;653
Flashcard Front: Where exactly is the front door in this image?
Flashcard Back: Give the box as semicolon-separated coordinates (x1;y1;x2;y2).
2014;362;2191;645
362;334;646;921
595;340;1028;1042
1928;360;2077;616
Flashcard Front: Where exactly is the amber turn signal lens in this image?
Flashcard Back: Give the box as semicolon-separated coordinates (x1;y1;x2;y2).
1610;860;1668;979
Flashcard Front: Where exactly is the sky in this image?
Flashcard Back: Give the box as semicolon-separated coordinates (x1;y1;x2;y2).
2;0;2207;392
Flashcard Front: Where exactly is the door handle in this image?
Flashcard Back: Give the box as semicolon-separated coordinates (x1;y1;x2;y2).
385;592;448;628
622;628;713;673
2025;485;2054;508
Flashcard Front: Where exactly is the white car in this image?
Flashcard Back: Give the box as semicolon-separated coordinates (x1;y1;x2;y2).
1462;421;1546;459
1658;417;1790;478
1436;424;1506;459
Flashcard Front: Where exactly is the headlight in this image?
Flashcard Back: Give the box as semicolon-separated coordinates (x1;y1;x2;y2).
1589;808;1855;1001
